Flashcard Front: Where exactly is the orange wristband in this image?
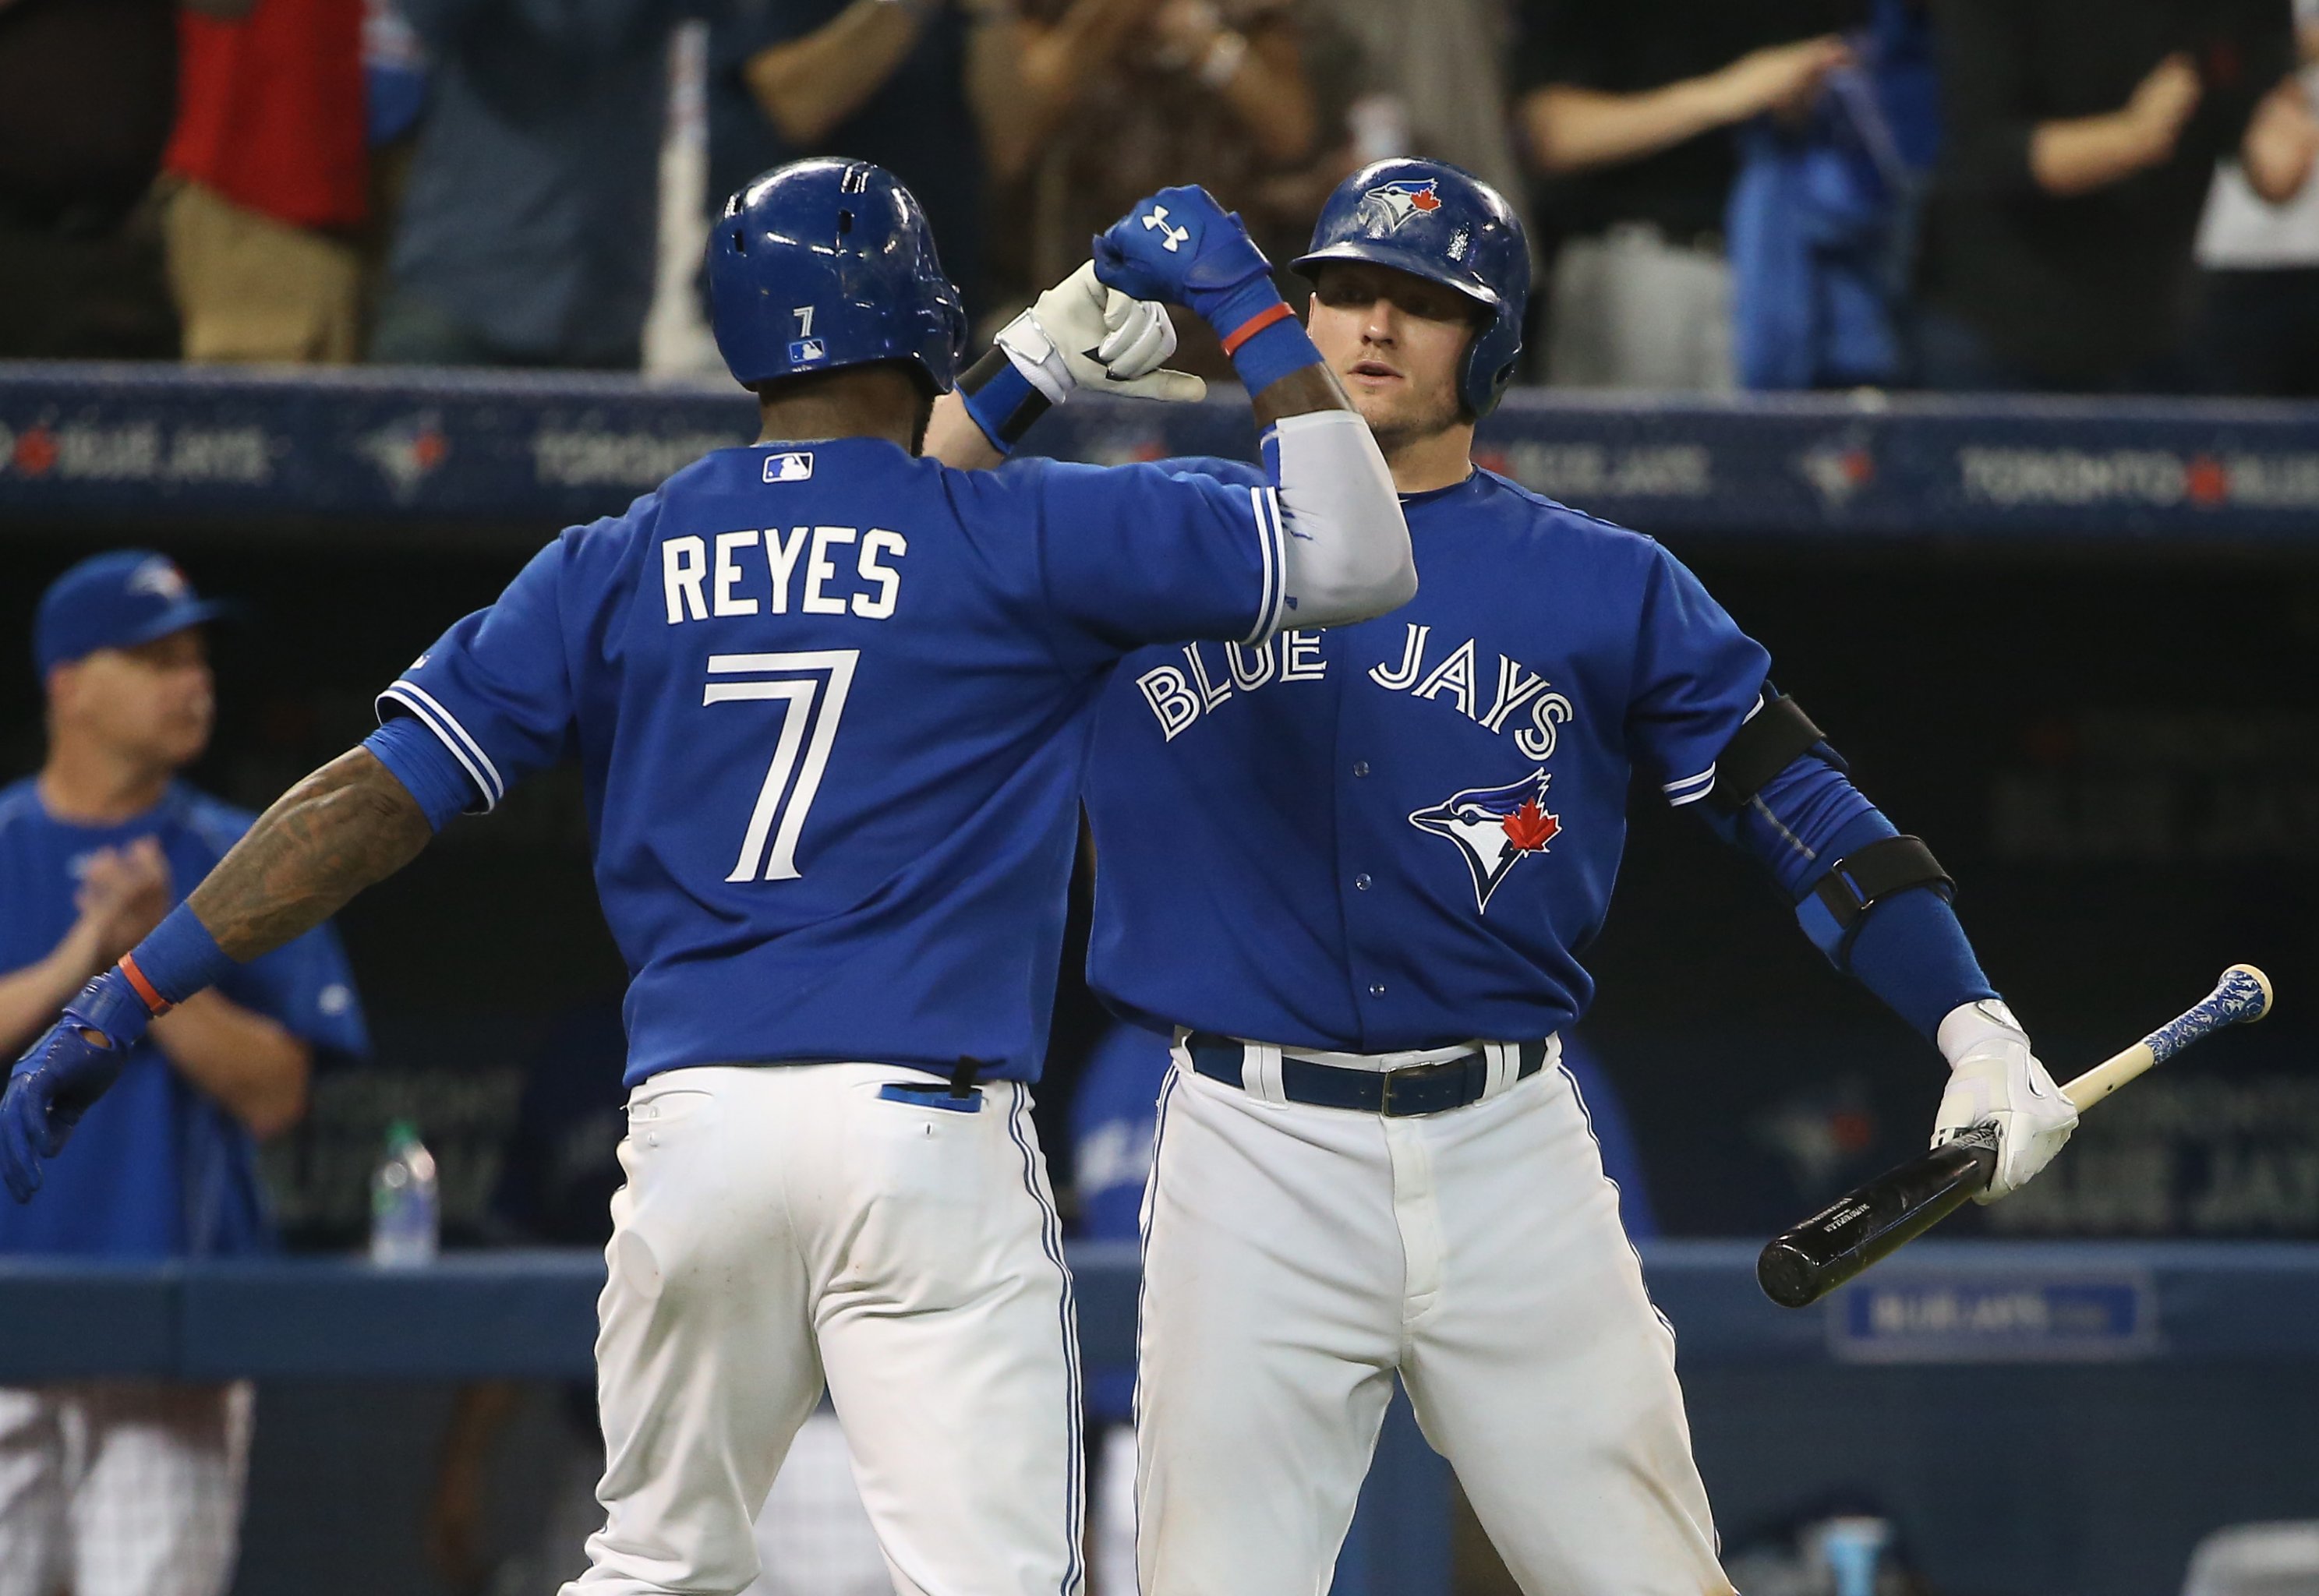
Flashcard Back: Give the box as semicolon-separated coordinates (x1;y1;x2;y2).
118;954;174;1017
1218;300;1296;357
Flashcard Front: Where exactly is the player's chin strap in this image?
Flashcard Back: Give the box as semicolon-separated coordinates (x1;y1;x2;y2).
1709;693;1956;968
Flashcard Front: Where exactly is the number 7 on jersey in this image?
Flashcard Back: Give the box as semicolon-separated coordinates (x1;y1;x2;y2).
705;650;857;882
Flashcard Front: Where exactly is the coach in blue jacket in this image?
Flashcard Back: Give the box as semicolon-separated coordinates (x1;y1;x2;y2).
0;550;368;1596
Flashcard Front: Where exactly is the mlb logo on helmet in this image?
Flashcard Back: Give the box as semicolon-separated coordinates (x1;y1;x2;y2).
790;337;828;365
1355;179;1441;235
1409;768;1561;913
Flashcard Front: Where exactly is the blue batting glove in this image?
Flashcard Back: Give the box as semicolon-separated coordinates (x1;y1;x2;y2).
1093;186;1281;343
2;968;155;1202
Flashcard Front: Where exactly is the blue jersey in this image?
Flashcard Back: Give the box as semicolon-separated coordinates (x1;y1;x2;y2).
0;781;369;1258
1083;465;1769;1052
379;438;1286;1087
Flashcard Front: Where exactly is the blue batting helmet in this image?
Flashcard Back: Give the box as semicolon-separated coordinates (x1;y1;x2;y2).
1292;158;1529;418
706;158;969;394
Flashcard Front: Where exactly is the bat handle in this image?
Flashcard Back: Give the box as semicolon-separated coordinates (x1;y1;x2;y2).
2064;963;2274;1111
2143;964;2274;1065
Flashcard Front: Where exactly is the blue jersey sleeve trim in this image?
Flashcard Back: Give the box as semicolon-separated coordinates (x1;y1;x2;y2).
363;715;482;830
1662;764;1717;806
1246;484;1287;644
377;681;505;810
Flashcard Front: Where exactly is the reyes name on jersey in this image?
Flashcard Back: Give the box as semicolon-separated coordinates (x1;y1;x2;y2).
381;439;1285;1086
1083;464;1769;1054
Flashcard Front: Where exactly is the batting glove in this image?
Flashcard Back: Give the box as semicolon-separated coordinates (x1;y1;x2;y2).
998;262;1206;405
2;967;157;1202
1094;185;1278;341
1931;998;2077;1203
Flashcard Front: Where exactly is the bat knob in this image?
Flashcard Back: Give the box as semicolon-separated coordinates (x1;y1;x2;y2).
2223;964;2275;1024
1756;1240;1826;1309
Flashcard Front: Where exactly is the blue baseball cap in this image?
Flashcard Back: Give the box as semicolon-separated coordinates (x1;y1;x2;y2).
34;550;232;677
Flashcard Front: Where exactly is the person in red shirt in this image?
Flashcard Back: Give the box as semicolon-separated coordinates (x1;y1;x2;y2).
162;0;369;362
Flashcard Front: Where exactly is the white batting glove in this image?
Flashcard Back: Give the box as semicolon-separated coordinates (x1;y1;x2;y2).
1932;998;2078;1203
993;261;1207;406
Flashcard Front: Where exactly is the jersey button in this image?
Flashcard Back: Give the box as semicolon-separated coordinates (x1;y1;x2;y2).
1368;982;1387;998
1354;873;1372;891
1352;761;1370;778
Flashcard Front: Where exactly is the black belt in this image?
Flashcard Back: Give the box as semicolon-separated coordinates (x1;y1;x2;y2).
1186;1033;1550;1118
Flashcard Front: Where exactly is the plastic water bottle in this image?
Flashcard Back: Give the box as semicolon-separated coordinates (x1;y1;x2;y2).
1815;1516;1892;1596
369;1118;439;1266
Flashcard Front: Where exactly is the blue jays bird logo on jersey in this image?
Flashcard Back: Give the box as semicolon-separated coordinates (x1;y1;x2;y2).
1409;769;1561;913
1356;179;1441;235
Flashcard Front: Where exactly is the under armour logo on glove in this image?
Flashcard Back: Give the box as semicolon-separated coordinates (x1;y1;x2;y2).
1142;207;1190;252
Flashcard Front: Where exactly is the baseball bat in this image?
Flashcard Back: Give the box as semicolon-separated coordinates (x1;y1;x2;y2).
1755;964;2275;1309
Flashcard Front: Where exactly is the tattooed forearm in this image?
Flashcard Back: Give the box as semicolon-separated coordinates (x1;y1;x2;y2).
186;748;435;962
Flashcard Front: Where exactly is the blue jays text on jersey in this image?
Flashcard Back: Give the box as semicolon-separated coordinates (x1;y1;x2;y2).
0;782;369;1257
1083;464;1771;1054
375;438;1289;1086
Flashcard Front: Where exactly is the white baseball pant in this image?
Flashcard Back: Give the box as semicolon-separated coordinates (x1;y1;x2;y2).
564;1064;1083;1596
1135;1043;1731;1596
0;1379;253;1596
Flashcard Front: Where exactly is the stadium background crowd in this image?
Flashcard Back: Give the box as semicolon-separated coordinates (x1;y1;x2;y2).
5;0;2319;395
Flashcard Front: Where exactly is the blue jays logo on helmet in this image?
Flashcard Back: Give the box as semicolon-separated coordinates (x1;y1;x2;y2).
1294;158;1530;418
1409;768;1561;913
1354;179;1441;234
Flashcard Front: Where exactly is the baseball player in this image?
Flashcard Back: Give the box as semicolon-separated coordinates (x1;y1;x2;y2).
937;157;2079;1594
2;160;1412;1596
0;551;368;1596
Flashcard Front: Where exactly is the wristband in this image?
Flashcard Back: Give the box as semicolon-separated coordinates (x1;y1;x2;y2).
125;903;235;1010
957;348;1052;453
1223;308;1323;394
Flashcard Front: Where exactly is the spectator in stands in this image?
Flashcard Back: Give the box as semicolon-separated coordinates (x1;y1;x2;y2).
369;0;691;369
988;0;1347;358
709;0;1006;316
1511;2;1855;390
0;0;187;359
1726;0;1942;390
163;0;369;363
0;552;368;1596
1329;0;1534;246
1513;0;1856;390
1917;0;2317;393
2196;0;2319;396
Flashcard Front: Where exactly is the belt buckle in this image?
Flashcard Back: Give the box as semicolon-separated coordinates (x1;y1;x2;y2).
1377;1054;1463;1117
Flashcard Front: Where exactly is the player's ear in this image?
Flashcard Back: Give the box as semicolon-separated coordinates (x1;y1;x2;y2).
44;662;79;723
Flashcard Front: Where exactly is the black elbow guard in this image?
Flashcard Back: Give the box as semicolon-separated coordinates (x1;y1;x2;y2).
1709;691;1840;813
1797;836;1957;964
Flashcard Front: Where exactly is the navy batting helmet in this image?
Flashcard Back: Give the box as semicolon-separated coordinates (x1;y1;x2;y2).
707;158;969;394
1292;159;1529;418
